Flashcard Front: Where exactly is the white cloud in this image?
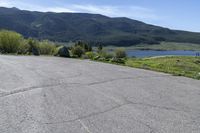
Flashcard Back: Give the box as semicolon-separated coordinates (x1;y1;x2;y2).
0;0;159;20
44;7;75;13
0;0;13;7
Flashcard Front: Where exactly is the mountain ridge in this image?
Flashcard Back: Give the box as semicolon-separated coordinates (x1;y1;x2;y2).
0;7;200;46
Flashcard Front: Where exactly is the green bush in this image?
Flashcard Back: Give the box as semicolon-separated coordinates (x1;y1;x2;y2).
0;30;23;53
18;40;30;54
115;48;127;58
195;73;200;80
98;57;107;61
39;40;56;55
85;52;96;59
110;57;126;64
71;46;84;57
27;39;40;55
94;55;101;60
99;51;114;59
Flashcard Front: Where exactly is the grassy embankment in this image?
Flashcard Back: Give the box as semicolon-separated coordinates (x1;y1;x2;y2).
93;42;200;80
125;56;200;80
89;49;200;80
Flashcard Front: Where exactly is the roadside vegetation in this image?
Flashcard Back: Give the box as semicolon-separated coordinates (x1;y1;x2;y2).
126;56;200;80
0;30;126;63
0;30;199;80
0;30;57;56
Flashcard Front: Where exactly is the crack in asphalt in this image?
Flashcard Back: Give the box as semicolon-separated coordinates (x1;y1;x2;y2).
87;81;190;114
87;77;134;86
87;75;171;86
27;102;156;132
0;82;81;98
29;103;128;125
128;101;189;113
0;75;169;98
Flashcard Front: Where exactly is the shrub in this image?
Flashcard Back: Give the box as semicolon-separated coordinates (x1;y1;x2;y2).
94;55;101;60
115;48;127;58
57;46;70;57
74;41;92;52
0;30;23;53
39;40;56;55
98;57;107;61
110;57;125;64
99;51;114;59
27;39;40;55
195;73;200;80
85;52;96;59
71;46;84;57
18;40;30;54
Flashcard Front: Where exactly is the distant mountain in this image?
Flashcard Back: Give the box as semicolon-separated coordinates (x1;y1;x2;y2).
0;7;200;46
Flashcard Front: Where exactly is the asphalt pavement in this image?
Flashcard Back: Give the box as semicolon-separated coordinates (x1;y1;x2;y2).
0;55;200;133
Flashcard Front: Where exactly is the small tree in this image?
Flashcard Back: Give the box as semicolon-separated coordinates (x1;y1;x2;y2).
75;41;92;52
115;48;127;58
71;46;84;57
83;43;92;52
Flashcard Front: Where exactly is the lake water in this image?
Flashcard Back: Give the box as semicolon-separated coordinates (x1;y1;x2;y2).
126;50;200;58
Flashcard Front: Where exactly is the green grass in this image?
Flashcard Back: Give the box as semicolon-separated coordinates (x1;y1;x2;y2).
104;42;200;51
125;56;200;80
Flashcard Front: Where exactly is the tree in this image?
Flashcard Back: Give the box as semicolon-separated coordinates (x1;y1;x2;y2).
71;46;84;57
115;48;127;58
75;41;92;52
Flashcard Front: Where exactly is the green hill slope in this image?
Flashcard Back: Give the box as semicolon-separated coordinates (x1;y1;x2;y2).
1;7;200;46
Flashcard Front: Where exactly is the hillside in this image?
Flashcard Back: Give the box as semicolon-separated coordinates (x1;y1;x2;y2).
1;7;200;46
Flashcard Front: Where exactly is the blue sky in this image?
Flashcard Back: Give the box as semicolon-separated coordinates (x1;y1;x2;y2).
0;0;199;32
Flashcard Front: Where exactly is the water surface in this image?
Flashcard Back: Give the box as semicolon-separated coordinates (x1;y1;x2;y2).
126;50;200;58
